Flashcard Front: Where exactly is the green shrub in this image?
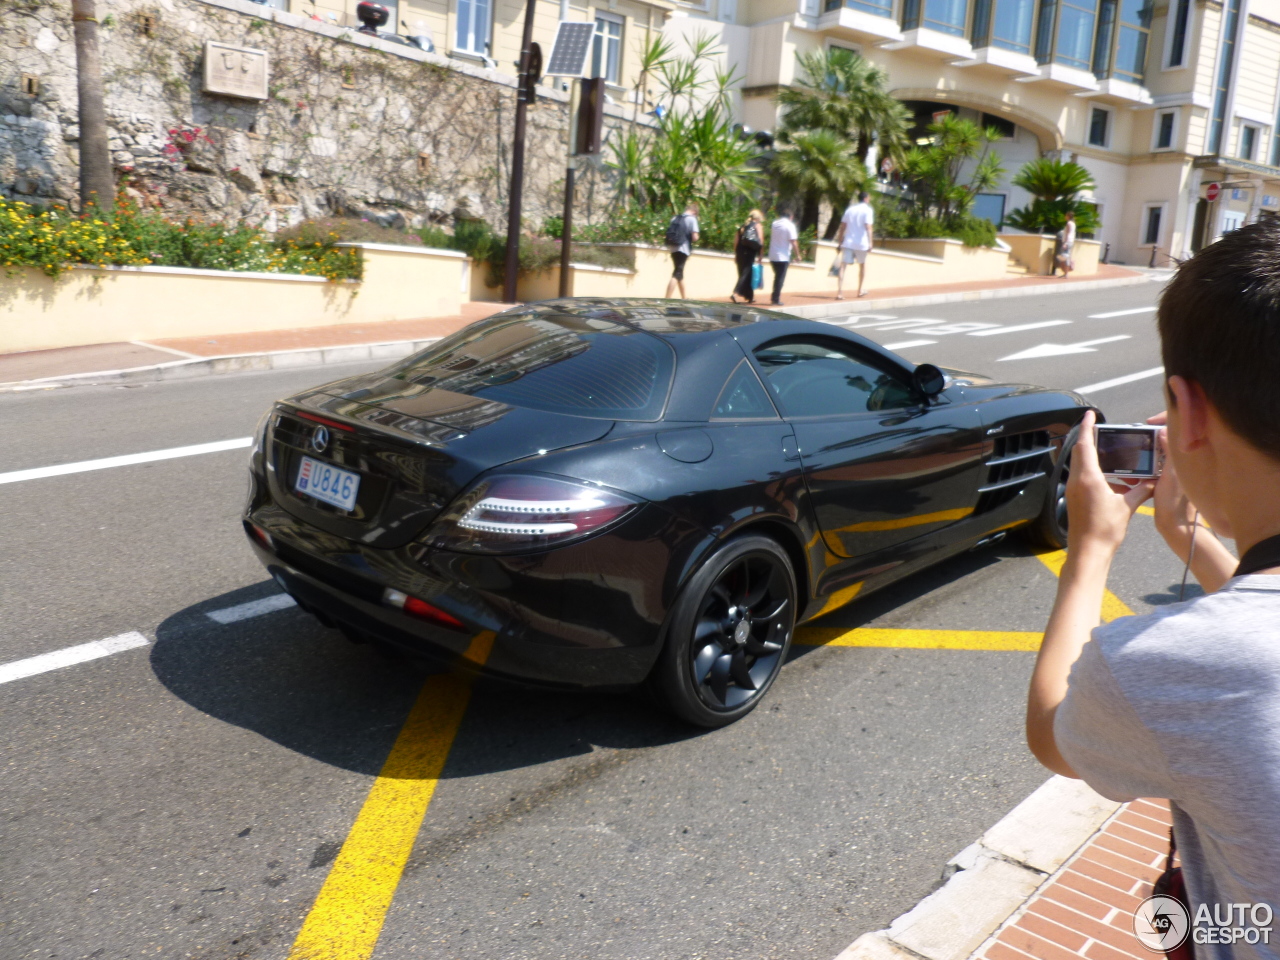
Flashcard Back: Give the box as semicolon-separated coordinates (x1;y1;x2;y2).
276;217;422;247
869;196;997;247
0;196;361;280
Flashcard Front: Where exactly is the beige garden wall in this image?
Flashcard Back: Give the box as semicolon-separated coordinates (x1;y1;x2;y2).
998;234;1102;276
1;243;469;354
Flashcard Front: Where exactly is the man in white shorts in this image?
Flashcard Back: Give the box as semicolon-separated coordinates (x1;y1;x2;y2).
834;190;874;299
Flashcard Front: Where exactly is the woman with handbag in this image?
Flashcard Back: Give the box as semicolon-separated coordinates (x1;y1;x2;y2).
730;209;765;304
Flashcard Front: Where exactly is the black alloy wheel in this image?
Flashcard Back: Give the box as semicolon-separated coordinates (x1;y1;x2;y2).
651;535;797;727
1026;425;1078;549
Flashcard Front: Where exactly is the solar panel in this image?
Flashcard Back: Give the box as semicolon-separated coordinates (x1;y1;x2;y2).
544;21;595;78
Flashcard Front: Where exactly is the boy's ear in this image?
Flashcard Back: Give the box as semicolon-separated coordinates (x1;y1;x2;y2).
1168;375;1211;451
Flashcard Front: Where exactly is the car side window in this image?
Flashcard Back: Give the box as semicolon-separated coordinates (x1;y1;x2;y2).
753;339;916;417
712;360;778;419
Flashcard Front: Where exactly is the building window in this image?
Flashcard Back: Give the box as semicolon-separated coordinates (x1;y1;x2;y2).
1210;0;1242;153
1153;110;1175;150
1165;0;1189;66
903;0;970;35
455;0;491;54
1036;0;1100;70
1239;123;1259;161
1142;204;1163;245
1088;107;1110;147
826;0;894;17
972;193;1007;226
1093;0;1152;82
591;14;623;83
1272;106;1280;166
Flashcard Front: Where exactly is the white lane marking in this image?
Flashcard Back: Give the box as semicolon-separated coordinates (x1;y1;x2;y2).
1088;306;1156;319
824;314;897;326
0;437;252;486
882;339;938;350
1075;366;1165;394
863;318;946;330
0;632;149;686
999;335;1130;362
968;320;1073;337
207;593;297;624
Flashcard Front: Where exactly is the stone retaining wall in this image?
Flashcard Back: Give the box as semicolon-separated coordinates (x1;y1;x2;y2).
1;0;617;231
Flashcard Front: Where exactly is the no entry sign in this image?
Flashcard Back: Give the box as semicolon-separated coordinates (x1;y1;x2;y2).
1205;182;1222;202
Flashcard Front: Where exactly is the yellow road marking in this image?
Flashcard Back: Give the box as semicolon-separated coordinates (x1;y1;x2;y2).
796;627;1043;651
1034;550;1134;620
288;631;495;960
1137;505;1155;517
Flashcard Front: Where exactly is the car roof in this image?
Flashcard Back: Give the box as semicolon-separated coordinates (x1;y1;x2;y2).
526;298;790;336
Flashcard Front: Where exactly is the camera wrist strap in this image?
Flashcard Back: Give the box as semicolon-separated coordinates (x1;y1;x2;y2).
1234;532;1280;578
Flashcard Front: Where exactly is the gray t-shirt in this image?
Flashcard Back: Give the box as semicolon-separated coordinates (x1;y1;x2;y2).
1057;575;1280;960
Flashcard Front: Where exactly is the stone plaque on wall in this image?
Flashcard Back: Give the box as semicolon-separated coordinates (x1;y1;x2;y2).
203;41;269;100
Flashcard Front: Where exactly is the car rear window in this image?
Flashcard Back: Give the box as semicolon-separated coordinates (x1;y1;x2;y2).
390;312;675;421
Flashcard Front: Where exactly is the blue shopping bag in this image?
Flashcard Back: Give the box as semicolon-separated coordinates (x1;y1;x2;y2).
752;263;763;290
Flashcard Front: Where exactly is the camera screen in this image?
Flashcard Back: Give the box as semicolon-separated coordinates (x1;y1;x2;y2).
1096;428;1156;476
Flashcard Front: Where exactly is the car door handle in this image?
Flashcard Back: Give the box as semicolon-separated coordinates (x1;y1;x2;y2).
782;436;800;461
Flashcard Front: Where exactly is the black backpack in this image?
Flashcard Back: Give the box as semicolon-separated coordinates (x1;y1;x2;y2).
741;221;761;246
665;214;691;249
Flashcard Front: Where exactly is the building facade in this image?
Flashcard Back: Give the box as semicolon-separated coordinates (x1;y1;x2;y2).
663;0;1280;264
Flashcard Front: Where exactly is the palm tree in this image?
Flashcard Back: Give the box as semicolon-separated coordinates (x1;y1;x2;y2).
1005;158;1100;233
71;0;114;211
776;48;912;167
900;114;1004;221
1012;158;1095;201
772;129;867;234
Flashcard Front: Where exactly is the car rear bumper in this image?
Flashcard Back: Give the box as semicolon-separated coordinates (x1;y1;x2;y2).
244;500;705;690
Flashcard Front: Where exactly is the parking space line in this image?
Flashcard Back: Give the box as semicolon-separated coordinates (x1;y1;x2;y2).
287;631;495;960
795;628;1042;651
0;632;150;685
0;438;252;486
882;339;937;350
1034;550;1134;621
207;594;297;624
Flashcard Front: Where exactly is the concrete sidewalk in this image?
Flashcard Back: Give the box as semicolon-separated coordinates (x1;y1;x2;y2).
0;265;1158;392
836;779;1172;960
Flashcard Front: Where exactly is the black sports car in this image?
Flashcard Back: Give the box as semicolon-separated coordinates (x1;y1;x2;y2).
244;299;1089;726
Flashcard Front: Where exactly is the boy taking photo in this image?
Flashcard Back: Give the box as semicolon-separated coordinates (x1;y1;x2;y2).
1027;218;1280;953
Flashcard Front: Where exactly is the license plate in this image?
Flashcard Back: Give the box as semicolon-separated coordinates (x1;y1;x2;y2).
295;455;360;512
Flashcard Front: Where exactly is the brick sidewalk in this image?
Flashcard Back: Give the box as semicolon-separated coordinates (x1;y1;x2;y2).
977;799;1172;960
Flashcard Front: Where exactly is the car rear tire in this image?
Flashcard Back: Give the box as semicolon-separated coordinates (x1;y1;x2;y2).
650;534;797;728
1024;426;1078;550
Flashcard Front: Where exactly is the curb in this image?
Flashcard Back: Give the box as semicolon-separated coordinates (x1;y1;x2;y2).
0;337;442;394
779;273;1158;320
0;273;1160;394
833;776;1121;960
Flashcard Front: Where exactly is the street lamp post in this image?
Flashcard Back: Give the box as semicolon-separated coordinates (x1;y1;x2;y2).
502;0;541;304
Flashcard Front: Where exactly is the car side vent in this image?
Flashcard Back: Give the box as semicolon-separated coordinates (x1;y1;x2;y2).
975;430;1052;514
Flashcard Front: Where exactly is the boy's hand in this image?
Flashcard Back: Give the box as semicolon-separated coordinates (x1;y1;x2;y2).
1066;410;1154;557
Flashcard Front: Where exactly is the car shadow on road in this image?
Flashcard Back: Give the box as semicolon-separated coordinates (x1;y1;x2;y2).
150;580;697;779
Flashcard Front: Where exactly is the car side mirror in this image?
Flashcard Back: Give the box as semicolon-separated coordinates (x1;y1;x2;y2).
912;363;946;400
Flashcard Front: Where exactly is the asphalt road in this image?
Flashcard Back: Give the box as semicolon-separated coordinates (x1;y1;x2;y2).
0;280;1195;960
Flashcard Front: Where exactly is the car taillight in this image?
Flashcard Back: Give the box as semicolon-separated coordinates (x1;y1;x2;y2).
424;474;641;554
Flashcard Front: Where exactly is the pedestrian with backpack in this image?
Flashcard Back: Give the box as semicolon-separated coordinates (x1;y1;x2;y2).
767;207;801;306
731;209;765;304
665;203;700;299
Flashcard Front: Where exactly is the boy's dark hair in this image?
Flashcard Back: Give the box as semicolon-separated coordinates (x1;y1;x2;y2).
1158;217;1280;458
778;206;793;218
858;191;869;202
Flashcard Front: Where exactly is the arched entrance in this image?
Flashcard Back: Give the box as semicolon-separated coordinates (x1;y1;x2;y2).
890;88;1063;153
